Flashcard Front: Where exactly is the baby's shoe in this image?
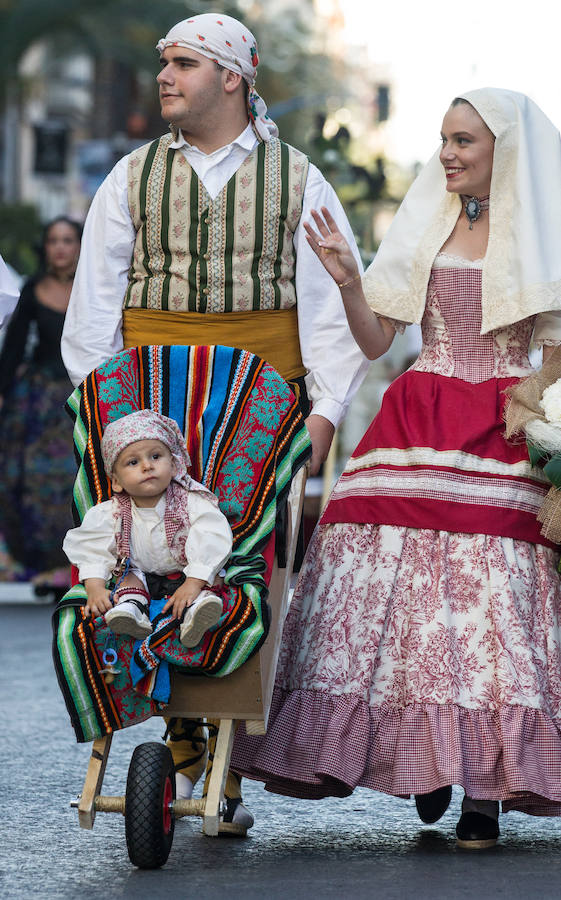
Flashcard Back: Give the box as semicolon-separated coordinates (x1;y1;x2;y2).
105;589;152;640
219;798;255;835
179;591;223;648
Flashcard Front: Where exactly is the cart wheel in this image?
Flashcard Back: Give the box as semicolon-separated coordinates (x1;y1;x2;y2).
125;742;175;869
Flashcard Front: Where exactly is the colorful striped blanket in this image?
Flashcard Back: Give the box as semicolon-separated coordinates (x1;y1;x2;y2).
52;345;311;742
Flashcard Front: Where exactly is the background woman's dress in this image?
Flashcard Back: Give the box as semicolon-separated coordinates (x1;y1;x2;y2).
0;278;75;577
232;252;561;816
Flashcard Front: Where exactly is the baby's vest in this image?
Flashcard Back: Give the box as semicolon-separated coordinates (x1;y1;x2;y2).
125;134;309;313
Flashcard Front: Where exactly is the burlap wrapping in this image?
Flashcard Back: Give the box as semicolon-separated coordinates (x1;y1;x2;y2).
504;345;561;542
504;346;561;437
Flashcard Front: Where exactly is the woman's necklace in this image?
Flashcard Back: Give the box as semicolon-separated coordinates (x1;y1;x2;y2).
462;194;490;230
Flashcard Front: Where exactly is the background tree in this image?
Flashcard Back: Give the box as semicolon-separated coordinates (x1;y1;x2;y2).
0;0;190;201
0;0;389;270
0;0;192;267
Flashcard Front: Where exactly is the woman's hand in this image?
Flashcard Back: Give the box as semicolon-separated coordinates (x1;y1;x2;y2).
304;207;360;287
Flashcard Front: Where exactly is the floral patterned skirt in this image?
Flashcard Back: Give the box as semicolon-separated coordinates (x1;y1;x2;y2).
231;521;561;815
0;368;75;573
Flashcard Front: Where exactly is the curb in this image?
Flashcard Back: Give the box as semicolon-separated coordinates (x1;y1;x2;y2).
0;582;54;605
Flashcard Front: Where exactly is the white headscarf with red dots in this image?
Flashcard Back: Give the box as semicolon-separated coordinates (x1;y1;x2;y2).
157;13;278;142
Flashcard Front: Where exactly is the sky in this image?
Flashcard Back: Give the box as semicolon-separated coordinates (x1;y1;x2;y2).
341;0;561;165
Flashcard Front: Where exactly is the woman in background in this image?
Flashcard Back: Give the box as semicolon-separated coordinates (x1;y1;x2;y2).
0;217;81;593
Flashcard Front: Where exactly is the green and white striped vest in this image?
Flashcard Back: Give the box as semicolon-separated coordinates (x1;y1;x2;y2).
125;134;309;313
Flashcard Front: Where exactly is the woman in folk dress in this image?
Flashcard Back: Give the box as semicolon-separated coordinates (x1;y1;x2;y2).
0;217;81;588
232;88;561;850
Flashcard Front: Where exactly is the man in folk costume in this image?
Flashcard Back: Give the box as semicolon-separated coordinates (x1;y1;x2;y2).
62;13;368;831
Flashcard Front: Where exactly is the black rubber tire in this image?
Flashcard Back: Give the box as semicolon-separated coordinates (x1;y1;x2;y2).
125;742;176;869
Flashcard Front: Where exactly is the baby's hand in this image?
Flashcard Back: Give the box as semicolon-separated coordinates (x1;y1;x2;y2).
84;578;113;618
162;577;207;621
212;571;225;589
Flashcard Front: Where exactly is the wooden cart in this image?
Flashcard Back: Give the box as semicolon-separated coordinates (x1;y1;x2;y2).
72;465;306;867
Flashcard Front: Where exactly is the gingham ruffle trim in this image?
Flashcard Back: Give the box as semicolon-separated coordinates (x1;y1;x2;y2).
232;687;561;815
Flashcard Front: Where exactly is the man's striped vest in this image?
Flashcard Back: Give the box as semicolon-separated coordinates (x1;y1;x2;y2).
125;134;309;313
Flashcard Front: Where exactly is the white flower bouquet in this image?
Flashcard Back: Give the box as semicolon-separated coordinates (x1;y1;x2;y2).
525;377;561;463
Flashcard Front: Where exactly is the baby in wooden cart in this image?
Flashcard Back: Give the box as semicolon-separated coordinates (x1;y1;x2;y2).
63;409;232;648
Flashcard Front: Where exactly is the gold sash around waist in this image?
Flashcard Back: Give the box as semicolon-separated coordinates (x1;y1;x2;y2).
122;307;306;383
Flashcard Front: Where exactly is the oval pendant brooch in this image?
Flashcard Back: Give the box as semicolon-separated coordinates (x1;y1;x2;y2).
464;196;481;230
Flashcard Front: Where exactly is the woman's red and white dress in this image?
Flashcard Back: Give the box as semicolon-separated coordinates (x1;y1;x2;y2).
232;253;561;815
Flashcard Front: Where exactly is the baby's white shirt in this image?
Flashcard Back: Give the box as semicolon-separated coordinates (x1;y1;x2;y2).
63;492;232;585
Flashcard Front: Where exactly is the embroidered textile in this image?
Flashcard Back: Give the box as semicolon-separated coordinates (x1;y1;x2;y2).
125;136;308;313
52;344;311;742
412;258;536;382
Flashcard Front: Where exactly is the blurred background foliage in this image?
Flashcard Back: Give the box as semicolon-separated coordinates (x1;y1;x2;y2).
0;0;187;79
0;0;391;273
0;204;42;276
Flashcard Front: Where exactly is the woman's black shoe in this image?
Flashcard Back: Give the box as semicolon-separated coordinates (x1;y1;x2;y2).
414;786;452;823
456;811;499;850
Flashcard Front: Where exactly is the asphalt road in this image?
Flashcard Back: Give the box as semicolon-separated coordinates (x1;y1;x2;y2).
2;604;561;899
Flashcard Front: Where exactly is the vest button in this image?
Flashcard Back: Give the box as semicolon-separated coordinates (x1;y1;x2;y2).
203;253;209;260
204;218;210;225
203;287;209;294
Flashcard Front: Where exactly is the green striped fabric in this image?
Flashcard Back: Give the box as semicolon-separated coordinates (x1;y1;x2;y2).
53;345;312;742
125;134;309;314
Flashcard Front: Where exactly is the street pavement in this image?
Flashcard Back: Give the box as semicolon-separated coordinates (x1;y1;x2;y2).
2;603;561;899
